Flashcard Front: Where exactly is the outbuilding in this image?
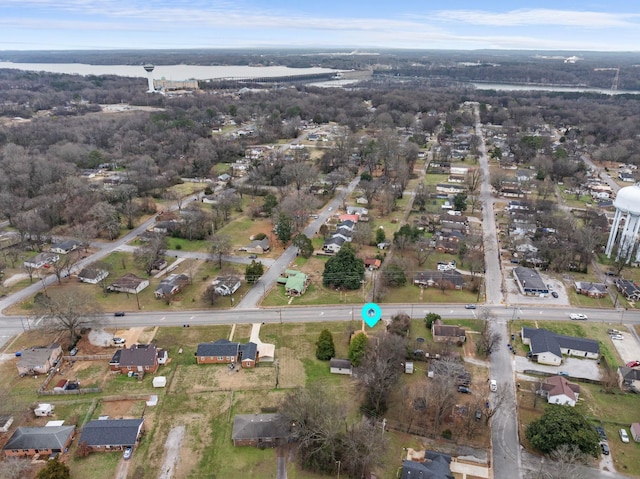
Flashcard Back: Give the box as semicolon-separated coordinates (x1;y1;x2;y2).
152;376;167;388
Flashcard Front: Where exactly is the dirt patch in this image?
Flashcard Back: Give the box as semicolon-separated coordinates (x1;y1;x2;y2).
100;400;140;418
158;425;185;479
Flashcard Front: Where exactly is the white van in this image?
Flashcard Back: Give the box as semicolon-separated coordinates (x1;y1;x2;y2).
490;379;497;392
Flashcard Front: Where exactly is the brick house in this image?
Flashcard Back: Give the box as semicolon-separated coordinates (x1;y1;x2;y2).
195;340;259;368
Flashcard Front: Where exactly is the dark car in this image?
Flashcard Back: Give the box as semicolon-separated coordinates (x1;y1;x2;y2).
601;442;610;455
596;426;607;441
248;254;257;259
457;386;471;394
551;291;559;298
114;311;125;317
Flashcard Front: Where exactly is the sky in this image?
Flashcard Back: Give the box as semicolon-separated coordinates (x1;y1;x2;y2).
1;1;639;52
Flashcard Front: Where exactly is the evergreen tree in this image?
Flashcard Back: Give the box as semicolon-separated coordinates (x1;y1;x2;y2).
323;244;365;290
245;260;264;284
375;227;386;245
37;458;71;479
526;406;599;456
349;332;368;366
275;213;292;245
292;234;314;258
315;329;335;360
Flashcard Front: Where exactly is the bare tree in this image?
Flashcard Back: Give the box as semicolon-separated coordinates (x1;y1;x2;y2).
50;252;80;285
202;284;221;306
424;358;460;434
134;234;167;275
2;457;32;479
414;239;433;266
476;308;501;357
358;334;407;417
543;444;589;479
483;385;508;425
36;290;103;343
209;233;232;268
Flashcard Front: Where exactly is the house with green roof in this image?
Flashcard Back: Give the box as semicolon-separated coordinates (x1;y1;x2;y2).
277;270;309;296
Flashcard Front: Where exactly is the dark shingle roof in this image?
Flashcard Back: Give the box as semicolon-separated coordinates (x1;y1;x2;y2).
231;414;290;441
401;451;454;479
239;342;258;362
3;426;75;452
196;339;239;357
118;344;158;368
522;327;599;356
80;418;143;447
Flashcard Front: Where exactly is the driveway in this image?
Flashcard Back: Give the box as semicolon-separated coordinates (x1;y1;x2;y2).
514;356;601;381
608;325;640;364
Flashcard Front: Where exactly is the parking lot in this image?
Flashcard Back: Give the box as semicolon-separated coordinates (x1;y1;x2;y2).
514;355;601;381
608;326;640;364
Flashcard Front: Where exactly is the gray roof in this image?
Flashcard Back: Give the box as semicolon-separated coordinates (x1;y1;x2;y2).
17;344;61;369
513;266;547;292
522;327;599;356
195;340;258;361
3;426;75;452
619;366;640;382
79;418;143;447
414;270;464;287
329;358;352;369
118;344;158;368
231;414;290;441
401;451;454;479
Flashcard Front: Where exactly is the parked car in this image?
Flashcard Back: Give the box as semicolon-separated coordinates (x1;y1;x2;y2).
457;386;471;394
112;337;126;344
490;379;497;392
69;347;78;356
475;409;482;421
569;313;588;320
626;360;640;368
610;334;624;341
558;371;570;377
601;442;610;455
596;426;607;441
114;311;125;317
607;329;621;335
248;254;257;259
620;428;630;443
551;291;559;298
123;447;133;460
464;304;477;309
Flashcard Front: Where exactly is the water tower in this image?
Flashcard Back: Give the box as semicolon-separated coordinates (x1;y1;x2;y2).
143;64;155;93
605;183;640;263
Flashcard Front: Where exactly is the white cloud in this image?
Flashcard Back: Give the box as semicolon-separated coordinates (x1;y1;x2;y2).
433;8;640;28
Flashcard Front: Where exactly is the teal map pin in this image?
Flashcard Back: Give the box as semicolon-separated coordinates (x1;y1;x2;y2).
361;303;381;328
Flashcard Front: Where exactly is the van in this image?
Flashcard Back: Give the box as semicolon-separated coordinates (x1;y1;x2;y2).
490;379;497;392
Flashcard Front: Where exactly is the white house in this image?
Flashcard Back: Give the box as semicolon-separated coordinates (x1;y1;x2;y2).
521;327;599;366
23;252;59;269
107;273;149;294
78;268;109;284
50;240;80;255
213;276;241;296
539;376;580;407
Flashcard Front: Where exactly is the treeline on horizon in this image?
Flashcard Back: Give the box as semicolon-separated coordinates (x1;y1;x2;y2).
1;49;640;90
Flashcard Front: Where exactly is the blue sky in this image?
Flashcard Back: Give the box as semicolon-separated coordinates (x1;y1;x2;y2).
1;1;639;51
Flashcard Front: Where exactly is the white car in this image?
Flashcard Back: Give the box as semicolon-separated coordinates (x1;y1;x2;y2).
620;428;630;443
569;313;588;320
610;334;624;340
490;379;497;392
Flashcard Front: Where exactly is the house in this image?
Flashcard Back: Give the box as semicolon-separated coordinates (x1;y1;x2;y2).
3;426;75;458
107;273;149;294
195;340;259;368
521;327;600;366
152;220;179;234
231;414;290;447
400;451;454;479
513;266;549;296
574;281;607;298
322;235;346;253
436;183;466;195
78;267;109;284
345;206;368;216
0;415;13;433
154;274;189;299
23;252;59;269
539;376;580;407
619;172;635;182
79;418;144;452
329;358;353;375
432;319;466;344
617;366;640;392
631;423;640;442
337;214;359;224
283;270;308;296
241;237;270;254
16;344;62;376
413;270;464;290
109;344;161;374
212;275;241;296
217;173;231;182
364;258;381;270
615;279;640;301
516;169;534;182
50;239;80;254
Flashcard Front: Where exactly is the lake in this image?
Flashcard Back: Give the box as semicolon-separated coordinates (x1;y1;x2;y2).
470;82;640;96
0;61;337;81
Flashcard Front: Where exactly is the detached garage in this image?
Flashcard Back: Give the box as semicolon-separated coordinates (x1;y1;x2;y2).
152;376;166;388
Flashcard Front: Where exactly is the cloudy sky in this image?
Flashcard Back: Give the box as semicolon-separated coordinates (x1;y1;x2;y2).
1;0;639;51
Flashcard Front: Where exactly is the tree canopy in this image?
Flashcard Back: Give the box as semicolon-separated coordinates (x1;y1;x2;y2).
525;406;599;456
322;244;365;290
315;329;335;360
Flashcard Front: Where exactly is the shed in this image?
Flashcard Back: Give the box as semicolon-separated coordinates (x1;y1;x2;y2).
329;358;353;376
152;376;167;388
405;362;414;374
34;404;54;417
146;395;158;407
631;422;640;442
